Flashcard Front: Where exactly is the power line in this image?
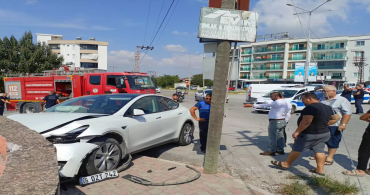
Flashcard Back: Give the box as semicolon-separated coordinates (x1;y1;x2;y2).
153;0;180;47
143;0;152;46
150;0;165;43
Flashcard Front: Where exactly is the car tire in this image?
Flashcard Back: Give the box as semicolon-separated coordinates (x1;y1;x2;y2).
178;123;193;146
21;103;41;114
82;137;123;176
291;106;296;114
256;111;264;113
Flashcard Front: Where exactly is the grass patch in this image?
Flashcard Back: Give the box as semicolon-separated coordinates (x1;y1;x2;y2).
281;181;309;195
282;175;359;195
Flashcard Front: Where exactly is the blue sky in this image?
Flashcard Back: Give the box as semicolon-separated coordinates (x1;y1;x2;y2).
1;0;370;77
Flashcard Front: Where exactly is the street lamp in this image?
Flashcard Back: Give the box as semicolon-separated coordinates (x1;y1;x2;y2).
287;0;333;85
183;51;199;90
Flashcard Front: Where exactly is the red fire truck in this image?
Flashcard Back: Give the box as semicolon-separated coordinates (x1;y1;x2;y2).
4;68;156;113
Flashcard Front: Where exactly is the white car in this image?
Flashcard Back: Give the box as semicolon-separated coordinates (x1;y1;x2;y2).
8;94;194;178
156;87;161;93
195;89;229;103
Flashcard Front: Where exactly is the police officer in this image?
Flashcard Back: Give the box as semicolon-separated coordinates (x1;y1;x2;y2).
190;93;212;153
43;91;60;109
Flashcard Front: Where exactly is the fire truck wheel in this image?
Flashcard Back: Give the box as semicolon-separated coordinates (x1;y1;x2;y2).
22;103;41;114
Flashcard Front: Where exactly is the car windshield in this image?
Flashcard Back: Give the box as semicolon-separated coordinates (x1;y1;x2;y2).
263;90;298;98
126;75;155;89
205;90;212;94
45;95;135;115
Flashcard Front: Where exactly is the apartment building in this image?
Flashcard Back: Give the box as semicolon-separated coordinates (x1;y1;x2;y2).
238;35;370;88
36;33;108;70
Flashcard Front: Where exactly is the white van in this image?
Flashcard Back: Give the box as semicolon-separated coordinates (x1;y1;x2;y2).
246;84;298;102
254;86;319;114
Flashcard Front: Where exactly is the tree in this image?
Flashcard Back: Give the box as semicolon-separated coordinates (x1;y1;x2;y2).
156;75;180;88
189;74;213;87
0;31;64;91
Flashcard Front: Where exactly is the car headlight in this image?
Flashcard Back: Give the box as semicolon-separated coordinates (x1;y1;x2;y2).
46;125;89;144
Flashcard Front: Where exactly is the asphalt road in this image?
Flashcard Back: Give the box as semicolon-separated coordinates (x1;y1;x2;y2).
4;92;369;193
140;91;370;194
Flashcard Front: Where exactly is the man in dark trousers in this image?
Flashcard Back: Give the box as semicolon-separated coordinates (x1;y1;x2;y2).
43;91;60;109
190;93;211;153
271;92;339;175
354;84;364;114
0;93;11;116
342;111;370;176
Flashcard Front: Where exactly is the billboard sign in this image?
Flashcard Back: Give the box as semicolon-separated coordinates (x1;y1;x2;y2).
198;7;259;42
294;63;305;82
308;63;318;82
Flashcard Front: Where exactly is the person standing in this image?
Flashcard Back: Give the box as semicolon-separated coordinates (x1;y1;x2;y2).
246;92;291;155
271;92;339;175
341;84;352;103
190;93;211;153
309;85;352;165
342;110;370;176
172;93;179;102
0;93;11;116
43;91;60;109
354;84;364;114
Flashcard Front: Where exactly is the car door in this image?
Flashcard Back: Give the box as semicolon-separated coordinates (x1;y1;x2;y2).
156;96;183;141
124;96;164;153
196;90;203;101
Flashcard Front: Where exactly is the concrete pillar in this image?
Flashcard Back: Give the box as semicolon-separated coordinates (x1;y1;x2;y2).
283;42;289;79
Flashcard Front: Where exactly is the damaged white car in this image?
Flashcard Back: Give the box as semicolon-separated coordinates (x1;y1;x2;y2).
8;94;194;178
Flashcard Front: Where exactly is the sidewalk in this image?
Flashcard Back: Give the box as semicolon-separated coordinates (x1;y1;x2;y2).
61;156;271;195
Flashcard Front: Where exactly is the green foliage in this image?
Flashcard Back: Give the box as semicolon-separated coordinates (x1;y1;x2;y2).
280;181;309;195
0;31;64;92
156;75;180;88
190;74;213;87
310;177;359;195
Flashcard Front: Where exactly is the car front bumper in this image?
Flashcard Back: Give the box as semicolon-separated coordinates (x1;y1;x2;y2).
55;143;98;178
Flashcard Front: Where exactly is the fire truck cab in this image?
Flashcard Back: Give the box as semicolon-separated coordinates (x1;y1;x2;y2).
4;71;156;113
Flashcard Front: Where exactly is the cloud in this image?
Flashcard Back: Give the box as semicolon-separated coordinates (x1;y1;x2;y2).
172;31;189;35
107;50;203;76
252;0;367;37
164;44;187;52
26;0;38;4
0;9;113;30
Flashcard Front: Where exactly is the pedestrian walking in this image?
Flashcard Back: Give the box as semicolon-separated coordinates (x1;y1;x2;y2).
341;84;352;103
342;111;370;176
354;84;364;114
278;92;291;146
190;93;211;153
271;92;339;175
0;93;11;116
43;91;60;109
247;92;291;155
309;85;352;165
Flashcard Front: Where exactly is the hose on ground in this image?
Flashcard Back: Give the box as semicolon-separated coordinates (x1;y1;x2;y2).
127;165;201;186
116;154;132;172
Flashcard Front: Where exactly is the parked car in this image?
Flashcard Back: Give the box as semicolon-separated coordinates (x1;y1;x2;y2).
190;85;198;90
336;90;370;103
8;94;194;178
246;84;298;102
156;87;161;93
229;87;235;91
195;89;229;103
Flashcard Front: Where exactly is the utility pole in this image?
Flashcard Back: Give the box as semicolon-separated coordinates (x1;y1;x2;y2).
135;46;154;72
110;66;117;72
203;0;236;174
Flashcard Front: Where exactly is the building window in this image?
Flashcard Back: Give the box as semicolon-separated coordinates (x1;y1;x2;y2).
292;53;304;60
271;45;282;51
49;44;60;49
356;41;365;46
335;43;345;48
72;54;75;59
67;54;69;56
89;76;101;85
80;44;98;50
72;45;75;50
317;61;345;69
270;63;281;69
333;73;342;76
271;54;281;60
67;45;69;47
353;72;358;77
317;44;326;50
356;52;363;57
81;62;98;68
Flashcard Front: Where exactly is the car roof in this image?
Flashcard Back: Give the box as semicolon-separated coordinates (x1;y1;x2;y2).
83;94;143;98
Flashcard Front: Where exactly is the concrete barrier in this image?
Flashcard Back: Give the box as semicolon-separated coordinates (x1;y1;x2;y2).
0;117;59;195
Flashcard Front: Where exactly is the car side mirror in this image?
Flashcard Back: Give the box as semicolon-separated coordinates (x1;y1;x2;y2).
133;109;145;116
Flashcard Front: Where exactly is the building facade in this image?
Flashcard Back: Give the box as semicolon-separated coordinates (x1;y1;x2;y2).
238;35;370;89
36;33;108;70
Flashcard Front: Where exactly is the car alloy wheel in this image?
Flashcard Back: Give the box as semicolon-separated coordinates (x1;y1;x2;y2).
183;124;192;144
94;142;121;172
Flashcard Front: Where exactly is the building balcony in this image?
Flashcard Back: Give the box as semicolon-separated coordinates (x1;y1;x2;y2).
252;66;266;70
267;67;283;70
312;45;347;51
289;47;306;51
240;76;250;79
254;48;284;54
287;66;296;70
314;56;346;60
241;59;252;63
289;56;306;60
251;76;267;79
288;75;295;79
241;50;252;55
317;65;344;69
240;67;251;71
325;76;345;81
268;76;283;79
253;57;283;62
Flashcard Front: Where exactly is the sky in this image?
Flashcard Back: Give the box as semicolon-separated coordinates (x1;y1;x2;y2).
1;0;370;78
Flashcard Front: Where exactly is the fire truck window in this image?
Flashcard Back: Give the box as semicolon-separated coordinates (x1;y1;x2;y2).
107;75;124;86
90;76;101;85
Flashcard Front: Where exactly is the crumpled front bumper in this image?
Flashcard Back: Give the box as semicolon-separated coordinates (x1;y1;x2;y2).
55;143;98;178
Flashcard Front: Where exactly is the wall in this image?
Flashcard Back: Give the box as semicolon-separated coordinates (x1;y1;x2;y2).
98;45;108;70
36;35;52;45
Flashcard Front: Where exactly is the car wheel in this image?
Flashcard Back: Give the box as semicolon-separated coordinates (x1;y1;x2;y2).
178;123;193;146
291;106;296;114
22;103;41;114
82;137;122;176
256;111;264;113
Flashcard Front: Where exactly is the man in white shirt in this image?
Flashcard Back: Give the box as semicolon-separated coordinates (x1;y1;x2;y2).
248;92;291;156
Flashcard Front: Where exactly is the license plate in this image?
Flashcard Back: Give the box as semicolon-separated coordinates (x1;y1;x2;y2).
79;170;119;185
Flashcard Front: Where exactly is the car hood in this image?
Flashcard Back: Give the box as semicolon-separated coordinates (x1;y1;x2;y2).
7;113;107;133
256;97;272;103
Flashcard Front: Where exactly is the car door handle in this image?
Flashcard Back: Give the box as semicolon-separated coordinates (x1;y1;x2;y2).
156;117;161;119
178;113;182;115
